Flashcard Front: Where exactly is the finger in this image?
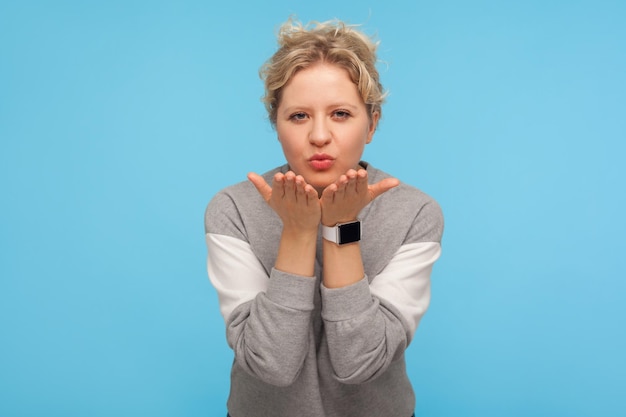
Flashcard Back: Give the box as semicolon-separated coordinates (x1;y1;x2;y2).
248;172;273;202
321;182;338;204
295;175;308;201
334;174;348;197
369;177;401;201
304;184;318;204
344;169;358;196
283;171;297;199
271;172;286;198
355;169;368;193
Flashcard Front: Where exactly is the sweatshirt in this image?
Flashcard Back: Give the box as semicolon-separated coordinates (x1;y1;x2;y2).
204;162;443;417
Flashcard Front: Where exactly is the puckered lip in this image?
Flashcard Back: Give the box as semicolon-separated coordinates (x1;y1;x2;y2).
309;153;335;161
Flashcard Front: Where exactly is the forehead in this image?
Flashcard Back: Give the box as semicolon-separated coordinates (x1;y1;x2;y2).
280;63;363;107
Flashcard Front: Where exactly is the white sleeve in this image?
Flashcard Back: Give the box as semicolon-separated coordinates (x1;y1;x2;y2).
206;232;269;322
369;241;442;340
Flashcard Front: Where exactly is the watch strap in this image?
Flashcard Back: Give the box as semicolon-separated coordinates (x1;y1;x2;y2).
322;220;361;245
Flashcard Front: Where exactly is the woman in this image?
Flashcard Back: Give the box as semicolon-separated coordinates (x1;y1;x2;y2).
205;18;443;417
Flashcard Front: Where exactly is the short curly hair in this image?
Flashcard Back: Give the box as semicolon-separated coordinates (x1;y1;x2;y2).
260;19;386;127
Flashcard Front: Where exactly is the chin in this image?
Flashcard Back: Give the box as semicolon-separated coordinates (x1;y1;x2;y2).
307;172;336;187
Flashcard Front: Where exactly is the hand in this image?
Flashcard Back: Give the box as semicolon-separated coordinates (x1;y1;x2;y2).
320;168;399;226
248;171;321;232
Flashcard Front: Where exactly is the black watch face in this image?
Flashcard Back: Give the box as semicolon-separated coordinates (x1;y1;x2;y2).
338;221;361;244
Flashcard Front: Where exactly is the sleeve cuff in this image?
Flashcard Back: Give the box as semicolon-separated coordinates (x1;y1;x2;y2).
321;276;374;321
266;268;317;311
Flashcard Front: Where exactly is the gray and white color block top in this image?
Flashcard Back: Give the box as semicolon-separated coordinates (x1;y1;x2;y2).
204;162;444;417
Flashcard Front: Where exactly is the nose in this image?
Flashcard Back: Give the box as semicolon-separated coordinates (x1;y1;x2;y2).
308;117;331;146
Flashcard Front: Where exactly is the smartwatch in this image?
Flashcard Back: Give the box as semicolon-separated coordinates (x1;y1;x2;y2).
322;220;361;245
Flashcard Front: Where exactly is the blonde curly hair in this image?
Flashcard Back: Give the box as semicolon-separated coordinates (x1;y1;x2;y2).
260;19;386;127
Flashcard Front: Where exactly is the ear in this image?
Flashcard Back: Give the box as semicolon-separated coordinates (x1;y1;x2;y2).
366;111;380;144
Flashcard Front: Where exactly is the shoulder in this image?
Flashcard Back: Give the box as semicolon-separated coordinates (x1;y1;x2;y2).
204;165;286;238
365;163;444;244
368;163;439;207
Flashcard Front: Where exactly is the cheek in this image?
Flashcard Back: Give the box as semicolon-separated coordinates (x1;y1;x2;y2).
277;135;301;163
278;136;295;153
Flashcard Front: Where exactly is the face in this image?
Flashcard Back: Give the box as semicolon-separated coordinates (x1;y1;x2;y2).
275;62;379;194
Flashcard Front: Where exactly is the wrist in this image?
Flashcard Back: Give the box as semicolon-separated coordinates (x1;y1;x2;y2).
322;219;361;246
321;216;358;227
281;225;318;241
277;227;318;277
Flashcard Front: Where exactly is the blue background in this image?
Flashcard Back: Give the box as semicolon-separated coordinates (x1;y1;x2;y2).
1;1;624;416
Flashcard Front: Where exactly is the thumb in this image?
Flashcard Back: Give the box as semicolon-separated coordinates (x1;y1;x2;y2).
369;177;400;201
247;172;273;202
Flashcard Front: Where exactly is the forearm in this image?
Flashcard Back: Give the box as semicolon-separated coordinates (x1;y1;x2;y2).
321;240;441;383
228;268;316;386
322;239;365;288
206;231;317;386
275;226;318;277
321;277;407;384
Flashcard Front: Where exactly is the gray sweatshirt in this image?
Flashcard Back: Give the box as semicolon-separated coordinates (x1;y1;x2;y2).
204;163;443;417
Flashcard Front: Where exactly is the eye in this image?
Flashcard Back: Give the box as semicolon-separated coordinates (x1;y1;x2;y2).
332;110;351;119
289;112;308;122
